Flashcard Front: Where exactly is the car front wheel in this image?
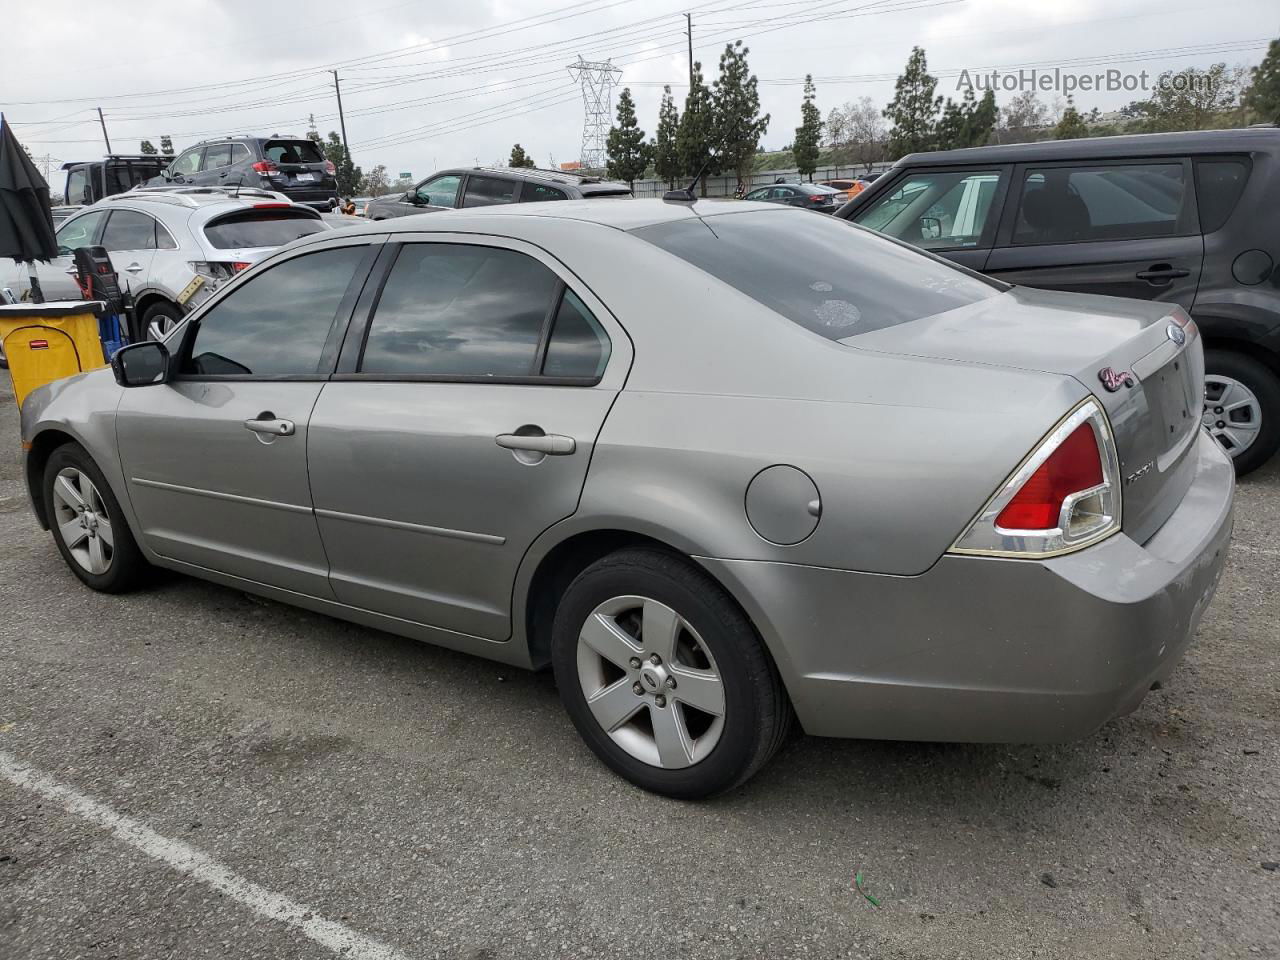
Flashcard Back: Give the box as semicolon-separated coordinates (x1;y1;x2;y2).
44;444;147;592
1203;349;1280;476
552;548;791;799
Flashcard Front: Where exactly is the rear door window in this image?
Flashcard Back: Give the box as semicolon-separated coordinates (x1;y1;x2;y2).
201;143;234;170
542;289;610;378
520;183;568;202
1194;159;1249;234
854;170;1003;249
102;210;158;251
463;176;518;207
265;140;325;165
359;243;559;377
1013;163;1188;244
203;211;328;249
634;210;1001;341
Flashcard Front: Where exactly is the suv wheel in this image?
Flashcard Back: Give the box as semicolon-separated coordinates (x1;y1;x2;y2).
551;548;791;799
1203;349;1280;476
44;444;148;592
142;301;183;341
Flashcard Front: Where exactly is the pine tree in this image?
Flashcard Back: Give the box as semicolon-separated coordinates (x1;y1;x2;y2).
1053;98;1090;140
509;144;535;168
139;140;157;155
713;42;770;191
159;135;174;156
605;88;652;188
654;85;681;187
935;98;967;151
1244;39;1280;124
884;46;941;157
793;75;822;180
323;131;362;195
965;89;998;147
677;61;719;195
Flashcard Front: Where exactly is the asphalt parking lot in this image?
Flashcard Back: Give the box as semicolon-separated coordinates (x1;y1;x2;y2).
0;375;1277;960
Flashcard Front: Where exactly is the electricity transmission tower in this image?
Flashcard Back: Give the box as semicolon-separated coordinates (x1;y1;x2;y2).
567;57;621;171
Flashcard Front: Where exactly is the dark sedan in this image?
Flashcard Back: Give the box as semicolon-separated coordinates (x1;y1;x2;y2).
743;182;841;212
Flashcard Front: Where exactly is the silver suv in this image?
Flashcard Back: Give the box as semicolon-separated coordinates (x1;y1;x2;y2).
0;187;331;339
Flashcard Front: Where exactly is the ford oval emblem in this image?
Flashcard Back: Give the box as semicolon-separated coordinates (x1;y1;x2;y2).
1167;323;1186;346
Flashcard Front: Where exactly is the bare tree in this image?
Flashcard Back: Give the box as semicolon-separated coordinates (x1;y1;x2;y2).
995;91;1049;144
844;97;887;173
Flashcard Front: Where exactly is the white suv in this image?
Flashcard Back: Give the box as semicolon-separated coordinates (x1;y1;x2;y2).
0;188;331;340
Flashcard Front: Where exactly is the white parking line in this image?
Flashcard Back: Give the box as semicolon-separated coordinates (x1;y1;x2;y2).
0;750;412;960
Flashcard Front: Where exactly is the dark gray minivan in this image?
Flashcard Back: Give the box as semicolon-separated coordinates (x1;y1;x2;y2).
838;128;1280;474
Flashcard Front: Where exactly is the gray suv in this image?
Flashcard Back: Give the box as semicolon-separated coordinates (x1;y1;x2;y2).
143;136;339;211
365;166;631;220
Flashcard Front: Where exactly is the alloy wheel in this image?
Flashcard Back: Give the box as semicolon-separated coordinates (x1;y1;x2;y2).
1203;374;1262;458
576;595;726;769
50;467;114;575
146;316;177;341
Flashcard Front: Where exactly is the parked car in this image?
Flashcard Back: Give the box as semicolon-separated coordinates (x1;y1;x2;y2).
62;155;171;207
142;136;339;211
0;187;329;340
364;166;631;220
50;206;80;225
819;178;868;202
19;199;1232;798
838;127;1280;474
742;181;842;212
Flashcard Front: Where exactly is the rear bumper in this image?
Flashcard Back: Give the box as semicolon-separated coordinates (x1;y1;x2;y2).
698;431;1235;742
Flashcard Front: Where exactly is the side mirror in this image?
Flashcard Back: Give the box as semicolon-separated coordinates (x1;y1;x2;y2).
919;216;942;240
406;191;421;204
111;341;170;388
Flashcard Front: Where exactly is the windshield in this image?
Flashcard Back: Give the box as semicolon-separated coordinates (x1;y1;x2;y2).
203;210;328;249
632;210;1003;340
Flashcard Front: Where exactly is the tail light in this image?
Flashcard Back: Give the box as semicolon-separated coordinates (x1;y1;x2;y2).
251;160;279;175
811;195;827;204
190;261;252;280
324;160;336;175
949;399;1121;557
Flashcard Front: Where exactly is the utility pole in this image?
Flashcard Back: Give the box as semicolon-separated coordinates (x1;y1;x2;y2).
686;13;694;89
330;70;349;155
96;107;112;154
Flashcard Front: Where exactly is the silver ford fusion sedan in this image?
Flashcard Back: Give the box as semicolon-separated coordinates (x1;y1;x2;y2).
19;200;1233;798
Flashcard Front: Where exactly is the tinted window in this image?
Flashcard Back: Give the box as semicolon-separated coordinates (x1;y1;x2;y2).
171;149;202;177
1014;163;1186;244
264;140;324;164
520;183;568;203
156;222;179;250
463;176;517;207
855;170;1002;249
102;210;156;251
745;188;769;201
183;247;363;377
1195;159;1249;234
230;143;252;165
634;211;1000;340
202;143;233;170
542;290;610;378
415;175;461;208
55;210;106;255
203;211;328;250
361;243;558;377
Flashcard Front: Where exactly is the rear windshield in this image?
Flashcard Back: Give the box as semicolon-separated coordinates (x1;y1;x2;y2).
203;210;328;249
264;140;325;165
633;210;1002;340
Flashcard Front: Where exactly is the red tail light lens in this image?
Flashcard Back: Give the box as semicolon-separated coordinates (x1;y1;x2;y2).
231;261;251;272
325;160;336;175
251;160;278;174
995;423;1103;530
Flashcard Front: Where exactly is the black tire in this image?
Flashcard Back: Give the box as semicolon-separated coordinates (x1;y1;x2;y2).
142;300;183;341
551;548;792;799
43;443;148;593
1204;348;1280;477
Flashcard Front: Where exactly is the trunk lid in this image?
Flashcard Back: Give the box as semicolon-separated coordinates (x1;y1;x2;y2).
847;285;1204;545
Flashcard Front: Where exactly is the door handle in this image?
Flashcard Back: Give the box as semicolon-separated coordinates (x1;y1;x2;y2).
125;263;143;273
1136;264;1190;283
244;415;295;437
495;433;575;455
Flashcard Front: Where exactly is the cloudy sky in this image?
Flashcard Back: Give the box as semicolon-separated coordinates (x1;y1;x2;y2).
2;0;1274;183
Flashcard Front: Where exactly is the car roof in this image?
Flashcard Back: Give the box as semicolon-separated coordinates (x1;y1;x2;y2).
92;189;321;224
320;198;787;236
897;126;1280;166
435;165;630;190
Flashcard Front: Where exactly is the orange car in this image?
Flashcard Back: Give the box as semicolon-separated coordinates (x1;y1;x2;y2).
820;178;868;203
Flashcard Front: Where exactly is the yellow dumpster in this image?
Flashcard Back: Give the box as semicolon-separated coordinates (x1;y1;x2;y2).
0;300;107;409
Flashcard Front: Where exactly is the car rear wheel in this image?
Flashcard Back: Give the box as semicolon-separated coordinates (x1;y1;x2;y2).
1203;349;1280;476
142;301;183;342
551;548;791;799
44;444;147;593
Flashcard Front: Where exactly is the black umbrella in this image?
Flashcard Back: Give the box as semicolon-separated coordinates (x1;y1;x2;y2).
0;113;58;303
